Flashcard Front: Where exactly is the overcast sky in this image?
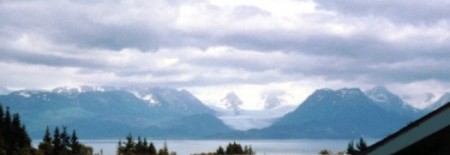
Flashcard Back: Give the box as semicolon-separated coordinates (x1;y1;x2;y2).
1;0;450;109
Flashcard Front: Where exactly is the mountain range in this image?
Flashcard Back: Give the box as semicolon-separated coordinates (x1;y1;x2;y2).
244;87;423;139
0;86;448;139
0;86;231;139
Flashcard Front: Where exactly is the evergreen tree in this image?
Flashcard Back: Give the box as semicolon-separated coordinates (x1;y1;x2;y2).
136;136;144;154
11;113;21;149
148;142;157;155
356;137;368;152
71;130;81;154
235;142;243;154
11;113;31;150
226;143;233;154
116;134;172;155
124;133;135;154
52;127;62;155
347;140;357;155
226;142;244;154
39;126;53;155
19;124;32;148
4;107;11;128
0;104;35;155
143;138;149;152
39;126;92;155
319;149;332;155
0;104;3;126
347;138;367;155
216;146;225;155
43;126;52;144
0;105;4;155
3;107;11;154
61;126;70;151
117;140;124;155
244;145;254;155
158;142;169;155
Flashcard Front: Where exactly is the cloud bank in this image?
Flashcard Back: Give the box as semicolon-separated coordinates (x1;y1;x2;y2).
1;0;450;108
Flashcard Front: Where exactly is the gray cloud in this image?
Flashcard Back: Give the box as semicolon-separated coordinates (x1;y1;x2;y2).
0;0;180;51
314;0;450;24
1;0;450;106
0;48;103;69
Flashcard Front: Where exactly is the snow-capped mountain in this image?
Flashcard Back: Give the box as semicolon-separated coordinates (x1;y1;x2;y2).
424;93;450;112
2;85;437;139
218;105;296;131
0;86;225;138
52;86;102;94
0;87;10;95
263;92;288;109
209;91;295;130
259;88;418;138
51;86;214;115
126;87;215;115
127;87;164;106
365;86;421;117
218;92;243;115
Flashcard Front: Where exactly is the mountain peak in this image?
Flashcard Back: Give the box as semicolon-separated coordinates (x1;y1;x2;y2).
365;86;397;103
368;86;389;92
262;90;289;109
219;92;243;114
313;88;364;96
425;92;450;111
365;86;420;117
52;85;108;94
300;88;367;108
272;87;419;138
0;87;11;95
315;88;333;93
337;88;364;96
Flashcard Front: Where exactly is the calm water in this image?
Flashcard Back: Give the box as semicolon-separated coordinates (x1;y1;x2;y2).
58;139;377;155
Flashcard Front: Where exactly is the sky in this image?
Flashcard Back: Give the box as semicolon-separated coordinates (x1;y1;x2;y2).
1;0;450;109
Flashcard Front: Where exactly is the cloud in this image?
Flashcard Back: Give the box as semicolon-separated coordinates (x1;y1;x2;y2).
314;0;450;24
1;0;450;108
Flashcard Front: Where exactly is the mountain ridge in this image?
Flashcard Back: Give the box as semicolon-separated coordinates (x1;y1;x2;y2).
365;86;422;118
229;87;423;139
0;87;228;139
0;85;443;139
424;92;450;112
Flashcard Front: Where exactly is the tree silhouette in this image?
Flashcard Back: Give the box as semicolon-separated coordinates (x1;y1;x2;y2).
148;141;157;155
117;134;172;155
319;149;332;155
209;142;254;155
44;126;52;143
39;127;53;155
158;142;169;155
52;127;62;155
38;126;92;155
124;133;135;154
356;137;368;152
347;137;368;155
216;146;225;155
347;140;357;155
71;130;81;154
0;103;91;155
0;104;34;155
61;126;71;151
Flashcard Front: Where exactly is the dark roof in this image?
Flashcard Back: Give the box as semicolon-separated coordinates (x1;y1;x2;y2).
360;102;450;154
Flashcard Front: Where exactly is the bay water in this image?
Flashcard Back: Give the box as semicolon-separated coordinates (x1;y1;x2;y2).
71;139;378;155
